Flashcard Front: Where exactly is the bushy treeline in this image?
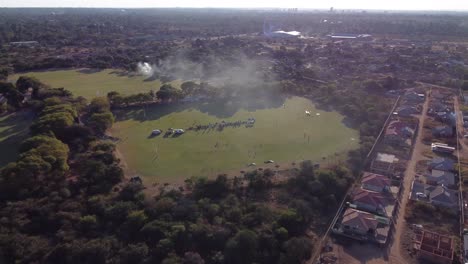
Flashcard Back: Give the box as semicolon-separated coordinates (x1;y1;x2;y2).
0;78;361;264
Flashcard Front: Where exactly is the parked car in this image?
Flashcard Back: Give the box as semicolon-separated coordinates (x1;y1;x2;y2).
416;192;427;198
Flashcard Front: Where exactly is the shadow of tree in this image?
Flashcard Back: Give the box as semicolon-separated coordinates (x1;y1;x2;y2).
115;94;287;122
0;112;33;168
77;68;103;74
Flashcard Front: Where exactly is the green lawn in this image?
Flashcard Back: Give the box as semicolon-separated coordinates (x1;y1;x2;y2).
9;69;181;100
0;112;33;168
111;96;359;183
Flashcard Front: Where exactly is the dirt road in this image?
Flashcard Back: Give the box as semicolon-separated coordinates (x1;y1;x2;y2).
387;91;430;263
454;96;468;156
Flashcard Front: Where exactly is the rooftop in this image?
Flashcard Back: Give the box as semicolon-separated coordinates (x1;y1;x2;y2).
385;120;414;138
426;170;455;186
375;153;398;164
342;208;379;231
361;172;391;189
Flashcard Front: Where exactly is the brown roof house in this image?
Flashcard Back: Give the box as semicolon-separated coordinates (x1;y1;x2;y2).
384;120;415;147
361;172;391;193
351;188;395;217
339;208;390;244
371;152;399;176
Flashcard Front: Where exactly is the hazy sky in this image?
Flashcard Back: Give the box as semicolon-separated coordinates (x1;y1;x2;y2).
1;0;468;10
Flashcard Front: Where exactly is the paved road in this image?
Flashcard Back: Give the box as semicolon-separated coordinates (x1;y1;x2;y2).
387;92;430;263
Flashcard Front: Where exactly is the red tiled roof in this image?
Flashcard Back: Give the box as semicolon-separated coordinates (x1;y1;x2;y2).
361;172;391;189
352;189;393;208
342;208;378;231
385;120;414;137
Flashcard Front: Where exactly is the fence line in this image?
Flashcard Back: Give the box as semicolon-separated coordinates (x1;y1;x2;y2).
310;95;401;263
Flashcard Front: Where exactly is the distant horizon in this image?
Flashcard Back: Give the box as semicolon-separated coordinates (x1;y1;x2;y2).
2;0;468;11
1;7;468;13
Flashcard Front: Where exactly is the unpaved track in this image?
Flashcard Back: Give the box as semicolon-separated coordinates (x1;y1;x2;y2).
387;91;429;263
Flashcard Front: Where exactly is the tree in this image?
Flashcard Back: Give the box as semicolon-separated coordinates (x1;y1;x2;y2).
183;252;205;264
181;81;198;95
224;230;258;264
16;76;43;94
280;237;313;264
462;80;468;91
88;112;114;134
0;82;24;108
119;243;148;264
157;84;184;101
89;97;111;113
0;68;9;81
30;103;77;137
79;215;98;233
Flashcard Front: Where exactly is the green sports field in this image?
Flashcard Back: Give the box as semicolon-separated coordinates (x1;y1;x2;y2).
111;96;359;183
0;112;33;168
9;69;181;99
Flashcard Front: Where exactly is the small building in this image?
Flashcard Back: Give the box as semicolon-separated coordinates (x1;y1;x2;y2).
410;181;458;209
361;172;391;193
435;112;456;126
430;102;451;113
413;230;454;264
370;153;399;176
429;157;454;172
432;126;454;138
351;188;395;217
384;120;415;147
395;106;419;117
9;41;39;47
431;143;455;154
404;91;425;102
341;208;378;236
338;208;390;244
426;170;455;187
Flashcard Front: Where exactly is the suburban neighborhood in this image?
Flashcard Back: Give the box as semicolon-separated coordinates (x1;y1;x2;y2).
319;85;466;264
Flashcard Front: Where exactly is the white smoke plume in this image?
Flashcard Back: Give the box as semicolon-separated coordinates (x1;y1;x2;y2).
137;62;154;77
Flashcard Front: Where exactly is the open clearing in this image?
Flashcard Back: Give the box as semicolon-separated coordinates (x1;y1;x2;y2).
111;96;359;183
0;112;33;168
9;69;181;100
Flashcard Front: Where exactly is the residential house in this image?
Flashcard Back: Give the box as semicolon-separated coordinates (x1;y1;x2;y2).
410;181;458;209
426;170;455;187
404;91;425;102
431;90;452;101
361;172;391;193
384;120;415;147
435;112;455;126
370;153;399;176
432;126;454;138
429;157;454;172
351;188;395;217
430;102;451;114
341;208;378;236
395;106;419;117
413;230;454;264
339;208;390;244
